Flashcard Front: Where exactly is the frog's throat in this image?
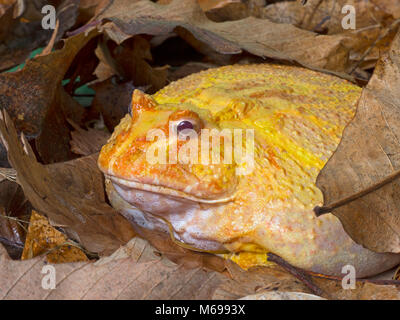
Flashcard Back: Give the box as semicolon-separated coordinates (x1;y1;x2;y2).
106;175;236;204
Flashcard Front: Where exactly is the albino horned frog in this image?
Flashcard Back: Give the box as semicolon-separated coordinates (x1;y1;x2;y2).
98;64;400;277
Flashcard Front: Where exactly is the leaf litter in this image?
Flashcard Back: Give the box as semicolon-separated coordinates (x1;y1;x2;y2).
1;0;400;300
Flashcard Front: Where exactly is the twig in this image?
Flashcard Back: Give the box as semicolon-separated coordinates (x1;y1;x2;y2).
267;252;326;297
349;19;400;75
309;271;400;286
314;166;400;216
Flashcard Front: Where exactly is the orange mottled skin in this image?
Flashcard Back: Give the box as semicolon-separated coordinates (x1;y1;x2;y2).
98;64;400;276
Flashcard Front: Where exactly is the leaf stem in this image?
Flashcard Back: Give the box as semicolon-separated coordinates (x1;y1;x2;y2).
314;167;400;216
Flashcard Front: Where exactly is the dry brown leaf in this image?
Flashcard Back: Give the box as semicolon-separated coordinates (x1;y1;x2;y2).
94;35;168;91
0;30;98;163
0;6;51;71
0;2;16;43
167;61;217;82
0;233;315;300
69;120;110;156
0;110;135;256
239;291;325;300
21;210;88;263
119;213;400;300
263;0;400;34
0;179;30;259
133;223;228;273
316;30;400;253
0;237;230;299
261;0;400;74
90;78;136;131
0;0;80;72
90;0;363;73
115;36;168;92
55;0;81;40
197;0;266;22
312;277;400;300
0;167;16;182
1;235;399;299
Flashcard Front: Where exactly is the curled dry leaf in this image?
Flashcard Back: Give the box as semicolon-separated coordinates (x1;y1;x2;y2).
197;0;267;22
257;0;400;74
0;2;16;43
263;0;400;34
94;35;168;91
132;223;400;300
0;110;135;256
311;277;400;300
0;179;30;259
0;0;81;72
69;120;110;156
239;291;326;300
0;237;229;300
21;210;88;263
91;0;361;74
0;30;98;163
316;30;400;253
133;224;228;273
2;235;399;300
0;3;51;71
90;78;135;131
167;61;217;82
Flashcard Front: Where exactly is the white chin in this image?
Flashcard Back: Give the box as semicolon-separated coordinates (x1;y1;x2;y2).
112;183;197;215
109;181;224;251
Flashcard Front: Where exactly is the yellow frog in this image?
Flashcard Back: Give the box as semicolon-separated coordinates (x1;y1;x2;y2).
98;64;400;277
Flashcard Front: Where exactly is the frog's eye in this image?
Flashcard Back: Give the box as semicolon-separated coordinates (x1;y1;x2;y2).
176;118;201;135
169;110;203;135
177;120;194;132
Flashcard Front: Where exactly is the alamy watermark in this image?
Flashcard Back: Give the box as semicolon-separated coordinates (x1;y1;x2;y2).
145;121;255;176
41;265;56;290
341;5;356;30
41;5;56;30
342;264;356;290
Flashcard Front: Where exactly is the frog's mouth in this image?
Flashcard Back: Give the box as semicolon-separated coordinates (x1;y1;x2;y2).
107;175;236;204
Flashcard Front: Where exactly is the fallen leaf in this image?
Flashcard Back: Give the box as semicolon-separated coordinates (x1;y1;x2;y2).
0;13;51;71
133;222;228;273
167;61;217;82
260;0;400;75
312;277;400;300
263;0;400;34
0;2;17;43
77;0;110;25
1;235;398;299
198;0;266;22
0;0;81;72
94;35;168;91
316;29;400;253
0;30;98;163
0;237;229;299
92;0;363;74
0;179;30;259
69;120;110;156
21;210;88;263
0;110;135;256
239;291;325;300
90;78;135;131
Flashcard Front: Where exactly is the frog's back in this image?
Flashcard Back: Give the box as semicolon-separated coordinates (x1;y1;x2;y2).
154;64;361;192
154;65;360;136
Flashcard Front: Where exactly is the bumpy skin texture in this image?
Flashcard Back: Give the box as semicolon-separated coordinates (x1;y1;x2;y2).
98;64;400;277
